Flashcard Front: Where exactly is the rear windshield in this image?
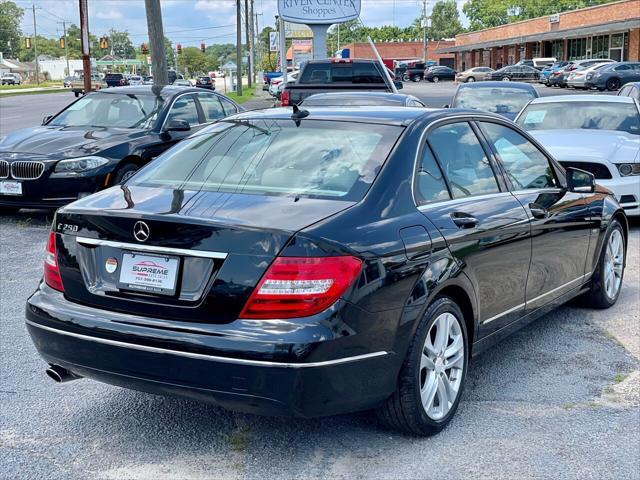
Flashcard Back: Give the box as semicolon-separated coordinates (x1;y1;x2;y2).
130;119;403;201
105;73;123;79
517;101;640;135
453;86;536;114
299;63;385;84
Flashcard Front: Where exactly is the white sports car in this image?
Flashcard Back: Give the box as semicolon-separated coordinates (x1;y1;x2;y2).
516;95;640;216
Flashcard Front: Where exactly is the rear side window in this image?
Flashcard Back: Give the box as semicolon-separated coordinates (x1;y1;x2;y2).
299;63;385;84
198;94;225;122
427;122;500;198
415;145;450;205
131;119;402;201
479;122;557;189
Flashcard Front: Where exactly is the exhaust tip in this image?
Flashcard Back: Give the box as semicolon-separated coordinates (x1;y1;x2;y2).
45;364;80;383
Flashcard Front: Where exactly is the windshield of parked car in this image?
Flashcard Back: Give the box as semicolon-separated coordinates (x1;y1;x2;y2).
453;87;536;114
131;119;403;201
518;101;640;135
48;93;165;129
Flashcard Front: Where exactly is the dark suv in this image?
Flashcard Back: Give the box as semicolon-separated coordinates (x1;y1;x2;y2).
104;73;128;87
196;76;215;90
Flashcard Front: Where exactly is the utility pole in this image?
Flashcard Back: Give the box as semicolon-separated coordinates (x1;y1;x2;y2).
32;4;40;85
236;0;242;95
62;21;70;77
422;0;428;63
144;0;168;86
79;0;91;93
250;0;255;84
244;0;251;88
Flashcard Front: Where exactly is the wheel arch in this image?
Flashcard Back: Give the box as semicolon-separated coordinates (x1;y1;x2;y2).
432;282;477;348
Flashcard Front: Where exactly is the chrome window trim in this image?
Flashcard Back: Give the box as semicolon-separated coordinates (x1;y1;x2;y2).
482;272;591;324
411;113;510;208
25;319;388;369
75;236;228;259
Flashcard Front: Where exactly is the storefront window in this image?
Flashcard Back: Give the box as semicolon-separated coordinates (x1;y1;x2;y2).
611;33;623;48
592;35;610;59
531;42;541;58
568;38;588;60
551;40;564;61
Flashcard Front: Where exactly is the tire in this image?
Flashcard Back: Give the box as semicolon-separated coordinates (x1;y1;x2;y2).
111;162;139;185
432;76;439;83
501;76;510;82
466;76;475;82
402;74;410;82
606;78;621;91
377;296;468;436
412;75;421;82
581;220;625;309
74;91;80;97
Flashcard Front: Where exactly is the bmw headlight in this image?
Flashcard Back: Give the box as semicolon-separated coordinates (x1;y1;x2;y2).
616;163;640;177
52;156;109;176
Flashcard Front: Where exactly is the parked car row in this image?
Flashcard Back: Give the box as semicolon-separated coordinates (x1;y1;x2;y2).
2;59;636;438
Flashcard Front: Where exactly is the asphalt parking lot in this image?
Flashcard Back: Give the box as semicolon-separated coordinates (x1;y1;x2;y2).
1;82;638;480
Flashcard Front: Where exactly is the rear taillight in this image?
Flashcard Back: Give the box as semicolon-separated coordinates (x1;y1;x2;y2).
239;256;362;319
44;230;64;292
280;89;290;106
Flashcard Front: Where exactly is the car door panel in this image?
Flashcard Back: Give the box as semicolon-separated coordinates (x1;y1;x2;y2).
477;120;592;312
415;121;531;336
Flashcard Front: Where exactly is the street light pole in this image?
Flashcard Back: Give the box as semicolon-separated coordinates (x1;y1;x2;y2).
62;21;70;77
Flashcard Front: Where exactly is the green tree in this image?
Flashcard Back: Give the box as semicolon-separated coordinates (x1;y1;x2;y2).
430;0;464;39
0;1;24;58
179;46;210;77
463;0;615;31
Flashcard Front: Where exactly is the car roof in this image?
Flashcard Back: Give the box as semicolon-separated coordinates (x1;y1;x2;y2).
304;92;415;101
229;106;503;126
92;85;203;97
457;81;536;91
528;94;636;104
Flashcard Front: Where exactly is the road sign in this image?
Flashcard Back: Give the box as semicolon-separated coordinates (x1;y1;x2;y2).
269;32;279;52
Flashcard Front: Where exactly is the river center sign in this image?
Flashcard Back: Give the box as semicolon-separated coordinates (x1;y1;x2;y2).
278;0;361;25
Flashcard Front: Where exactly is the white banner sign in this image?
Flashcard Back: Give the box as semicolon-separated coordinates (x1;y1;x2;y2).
278;0;361;25
269;32;280;52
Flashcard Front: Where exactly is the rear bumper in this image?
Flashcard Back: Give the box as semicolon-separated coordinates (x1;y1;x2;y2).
25;284;399;417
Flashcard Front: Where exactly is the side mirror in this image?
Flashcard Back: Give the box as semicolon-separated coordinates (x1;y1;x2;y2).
394;80;403;90
165;119;191;132
42;115;53;125
566;167;595;193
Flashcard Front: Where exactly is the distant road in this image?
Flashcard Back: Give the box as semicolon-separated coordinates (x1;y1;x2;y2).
0;92;74;137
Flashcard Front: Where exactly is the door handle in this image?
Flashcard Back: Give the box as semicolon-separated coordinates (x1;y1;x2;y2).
529;203;549;219
451;212;478;229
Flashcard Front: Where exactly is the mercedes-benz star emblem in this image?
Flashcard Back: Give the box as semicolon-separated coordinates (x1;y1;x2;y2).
133;221;150;242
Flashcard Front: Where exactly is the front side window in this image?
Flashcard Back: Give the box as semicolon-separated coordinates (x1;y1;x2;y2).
131;119;403;201
517;101;640;135
48;93;164;129
219;97;238;116
427;122;500;198
165;95;200;127
479;122;557;190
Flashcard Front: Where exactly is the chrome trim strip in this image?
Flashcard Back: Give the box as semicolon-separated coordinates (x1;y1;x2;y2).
25;319;388;368
483;302;526;324
482;273;590;324
75;236;228;259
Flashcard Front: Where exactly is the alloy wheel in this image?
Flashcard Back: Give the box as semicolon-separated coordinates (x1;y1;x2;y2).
420;312;465;420
433;76;439;83
604;229;624;299
467;77;475;82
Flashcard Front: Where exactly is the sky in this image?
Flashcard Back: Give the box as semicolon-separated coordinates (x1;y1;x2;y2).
14;0;470;48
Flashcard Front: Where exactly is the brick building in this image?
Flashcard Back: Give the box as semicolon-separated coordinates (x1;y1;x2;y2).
339;40;456;67
438;0;639;71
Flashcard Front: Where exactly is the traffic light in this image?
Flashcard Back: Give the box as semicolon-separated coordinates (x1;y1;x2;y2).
141;43;149;55
25;37;32;49
59;37;65;49
177;43;182;54
99;37;109;49
200;42;205;53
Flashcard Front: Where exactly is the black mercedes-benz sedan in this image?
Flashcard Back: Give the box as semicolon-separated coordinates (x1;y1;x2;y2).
0;86;241;212
25;106;628;435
